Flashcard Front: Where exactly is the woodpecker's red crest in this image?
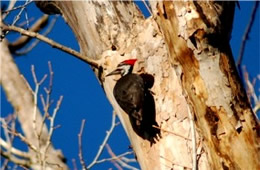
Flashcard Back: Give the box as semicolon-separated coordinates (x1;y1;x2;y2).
106;59;137;77
119;59;137;66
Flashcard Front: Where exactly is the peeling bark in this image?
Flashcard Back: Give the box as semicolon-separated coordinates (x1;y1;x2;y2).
51;1;203;169
150;1;260;169
34;1;259;169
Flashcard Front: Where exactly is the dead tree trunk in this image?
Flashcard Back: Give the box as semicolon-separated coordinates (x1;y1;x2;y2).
149;1;260;169
36;1;259;169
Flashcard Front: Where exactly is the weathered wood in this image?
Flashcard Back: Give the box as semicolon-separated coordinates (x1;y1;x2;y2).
54;1;202;169
150;1;260;169
35;1;260;169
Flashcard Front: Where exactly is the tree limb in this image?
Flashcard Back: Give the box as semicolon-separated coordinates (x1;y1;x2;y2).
0;138;30;159
1;22;100;68
237;1;259;67
8;15;49;52
87;112;117;169
1;150;30;168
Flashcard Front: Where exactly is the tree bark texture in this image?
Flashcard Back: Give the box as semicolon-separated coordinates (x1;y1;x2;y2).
149;1;260;169
39;1;259;169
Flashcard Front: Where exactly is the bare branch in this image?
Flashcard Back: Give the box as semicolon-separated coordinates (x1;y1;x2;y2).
2;0;33;37
95;151;134;165
1;40;68;169
141;0;152;17
1;23;100;68
254;103;260;114
0;122;38;153
0;138;30;159
1;150;30;168
0;118;11;152
120;157;136;163
0;114;17;169
31;65;48;141
8;15;49;52
105;144;138;170
105;145;123;170
78;119;87;170
242;66;259;118
2;0;33;16
72;158;78;170
42;95;63;168
87;112;117;169
2;0;17;19
24;8;29;29
39;61;54;139
12;0;32;26
237;1;259;67
15;16;58;55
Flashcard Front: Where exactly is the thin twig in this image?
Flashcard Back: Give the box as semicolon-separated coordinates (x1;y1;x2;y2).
1;150;30;168
11;0;31;25
142;0;152;16
42;96;63;169
96;151;134;164
0;123;38;153
1;23;100;68
15;16;58;55
254;103;260;114
1;118;11;153
243;66;258;105
120;157;136;163
106;145;123;170
78;119;87;170
8;14;49;52
31;65;48;143
87;112;117;169
24;7;29;30
0;118;13;170
2;0;17;20
18;17;34;27
237;2;259;67
39;61;54;139
1;115;14;170
72;158;78;170
105;144;138;170
0;138;30;159
242;66;259;118
2;0;32;14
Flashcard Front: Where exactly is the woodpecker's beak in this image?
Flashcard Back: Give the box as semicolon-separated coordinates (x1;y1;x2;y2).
106;69;121;77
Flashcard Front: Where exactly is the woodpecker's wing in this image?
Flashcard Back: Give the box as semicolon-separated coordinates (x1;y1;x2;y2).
113;74;145;118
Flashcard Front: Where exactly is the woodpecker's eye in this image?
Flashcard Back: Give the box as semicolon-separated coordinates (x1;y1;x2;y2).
111;45;117;51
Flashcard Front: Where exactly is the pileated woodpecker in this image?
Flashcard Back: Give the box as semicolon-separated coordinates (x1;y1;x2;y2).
106;59;144;127
106;59;160;142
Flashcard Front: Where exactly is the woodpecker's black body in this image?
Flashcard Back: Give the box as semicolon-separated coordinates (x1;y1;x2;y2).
107;59;160;143
113;74;145;127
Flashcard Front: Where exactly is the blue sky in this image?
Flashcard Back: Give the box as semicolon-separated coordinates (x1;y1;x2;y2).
1;1;259;169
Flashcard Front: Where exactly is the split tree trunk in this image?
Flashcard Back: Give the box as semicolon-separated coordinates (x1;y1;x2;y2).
37;1;259;169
